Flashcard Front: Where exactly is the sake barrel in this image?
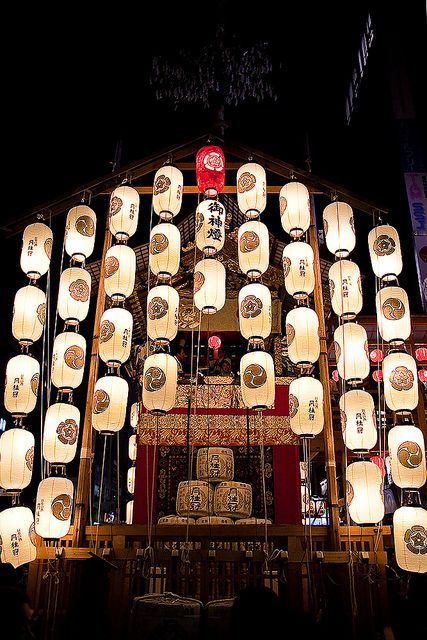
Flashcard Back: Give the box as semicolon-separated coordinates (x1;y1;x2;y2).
196;447;234;483
129;592;202;640
196;516;234;525
158;515;195;525
214;481;252;520
176;480;214;518
235;517;272;525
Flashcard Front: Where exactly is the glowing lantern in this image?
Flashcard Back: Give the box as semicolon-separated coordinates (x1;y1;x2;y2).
286;307;320;368
196;145;225;196
376;286;411;345
0;428;35;490
176;480;214;518
237;162;266;219
346;461;384;524
372;370;383;383
98;307;133;367
393;506;427;573
130;402;141;429
104;244;136;301
383;351;418;413
279;182;310;238
127;466;135;494
323;202;356;257
195;199;226;255
149;223;181;281
370;349;384;363
12;285;46;345
368;224;402;282
289;377;324;437
415;347;427;362
43;402;80;464
419;370;427;383
20;222;53;279
240;351;275;410
108;185;139;241
152;165;183;220
208;335;221;350
128;434;137;461
92;375;129;434
334;323;369;384
388;424;426;489
142;353;177;414
328;260;363;319
4;354;40;417
332;369;339;382
57;267;91;325
0;507;37;567
51;332;86;391
35;476;74;539
214;481;252;519
339;390;377;452
126;500;134;524
193;258;226;314
65;205;96;261
196;447;234;483
282;241;315;299
147;285;179;345
238;282;271;345
238;220;269;279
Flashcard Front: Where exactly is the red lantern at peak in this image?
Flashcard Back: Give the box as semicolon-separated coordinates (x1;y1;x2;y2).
415;347;427;362
370;349;384;363
196;145;225;196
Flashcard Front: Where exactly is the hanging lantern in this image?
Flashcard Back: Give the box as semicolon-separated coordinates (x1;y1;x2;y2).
237;162;267;219
92;375;129;434
393;506;427;573
0;506;37;568
108;185;139;241
142;353;177;414
43;402;80;464
196;145;225;196
328;260;363;319
388;424;426;489
368;224;402;282
372;370;383;383
238;220;269;279
346;461;384;524
419;370;427;383
383;351;418;413
195;199;226;255
126;500;134;524
370;349;384;363
104;244;136;301
282;241;315;299
57;267;91;325
339;390;377;452
279;182;310;238
415;347;427;362
147;284;179;345
98;307;133;367
4;354;40;417
332;369;339;382
130;402;141;429
240;351;275;410
35;476;74;539
152;165;183;220
0;428;35;490
376;286;411;345
149;223;181;281
238;282;271;345
323;202;356;257
286;307;320;368
51;332;86;391
193;258;226;314
127;466;136;494
334;323;369;384
289;376;324;437
12;285;46;345
65;205;96;262
128;434;137;461
20;222;53;279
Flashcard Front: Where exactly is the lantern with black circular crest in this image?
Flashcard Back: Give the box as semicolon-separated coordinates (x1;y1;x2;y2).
152;165;183;221
51;331;86;391
238;220;269;280
57;267;92;325
376;285;411;345
142;352;178;415
239;350;275;410
368;224;402;282
43;402;80;464
98;307;133;368
108;185;139;241
237;162;266;219
149;222;181;281
104;244;136;301
12;285;46;345
65;205;97;262
35;476;74;539
238;282;271;346
388;424;426;489
393;506;427;573
92;375;129;434
383;351;418;414
147;284;179;346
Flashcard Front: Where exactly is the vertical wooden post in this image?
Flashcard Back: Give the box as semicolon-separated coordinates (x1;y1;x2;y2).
409;333;427;439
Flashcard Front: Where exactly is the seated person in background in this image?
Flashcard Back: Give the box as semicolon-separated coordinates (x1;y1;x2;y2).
210;347;232;376
173;345;189;376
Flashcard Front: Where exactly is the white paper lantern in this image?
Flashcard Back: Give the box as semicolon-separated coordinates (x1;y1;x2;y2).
108;185;139;240
194;258;226;314
376;286;411;345
127;466;135;494
147;285;179;345
238;220;269;278
99;307;133;367
279;182;310;238
240;351;275;410
323;202;356;257
0;428;34;490
383;352;418;413
195;199;226;255
126;500;134;524
0;506;37;567
4;354;40;417
368;224;403;282
142;353;177;414
130;402;141;429
282;241;315;299
346;461;384;524
237;162;267;218
12;285;46;345
393;506;427;573
286;307;320;368
388;425;426;489
92;375;129;434
58;267;91;325
149;223;181;280
339;390;377;451
65;205;96;261
153;165;183;220
35;476;74;539
128;434;137;461
20;222;53;279
289;377;324;437
329;260;363;319
104;244;136;301
334;323;369;384
238;283;271;345
43;402;80;464
51;332;86;391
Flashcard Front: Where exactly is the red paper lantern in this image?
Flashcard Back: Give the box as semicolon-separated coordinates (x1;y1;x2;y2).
415;347;427;362
370;455;386;477
372;369;383;382
370;349;384;363
418;369;427;382
331;369;339;382
208;335;221;350
196;145;225;196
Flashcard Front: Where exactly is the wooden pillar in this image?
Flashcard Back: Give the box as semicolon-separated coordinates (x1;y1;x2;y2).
408;333;427;439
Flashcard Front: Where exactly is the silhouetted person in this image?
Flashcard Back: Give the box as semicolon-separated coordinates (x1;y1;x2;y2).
228;585;283;640
0;564;36;639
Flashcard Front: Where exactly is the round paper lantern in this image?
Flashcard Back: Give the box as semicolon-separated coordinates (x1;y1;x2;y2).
332;369;339;382
65;205;96;261
153;165;183;220
238;220;269;279
279;182;310;238
51;332;86;391
193;258;226;314
289;376;324;437
127;466;135;494
149;223;181;280
237;162;266;219
58;267;91;325
0;428;34;490
388;424;426;489
383;351;418;413
196;447;234;483
376;286;411;345
240;351;275;410
12;285;46;345
108;185;139;240
195;199;226;255
4;354;40;417
346;461;384;524
370;349;384;363
43;402;80;464
282;241;315;299
323;202;356;257
368;224;402;282
99;307;133;367
0;506;37;568
126;500;134;524
334;323;369;384
339;390;377;452
35;476;74;539
208;335;221;350
20;222;53;279
196;145;225;196
214;481;252;520
142;353;177;414
372;370;383;383
197;516;234;525
238;282;271;345
158;515;195;525
419;370;427;383
286;307;320;368
104;244;136;301
147;285;179;345
176;480;214;518
329;260;363;319
415;347;427;362
92;375;129;434
128;434;137;461
393;506;427;573
130;402;141;429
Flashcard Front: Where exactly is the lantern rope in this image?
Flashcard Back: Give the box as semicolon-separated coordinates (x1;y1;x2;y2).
143;414;158;573
116;432;121;523
94;434;108;551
